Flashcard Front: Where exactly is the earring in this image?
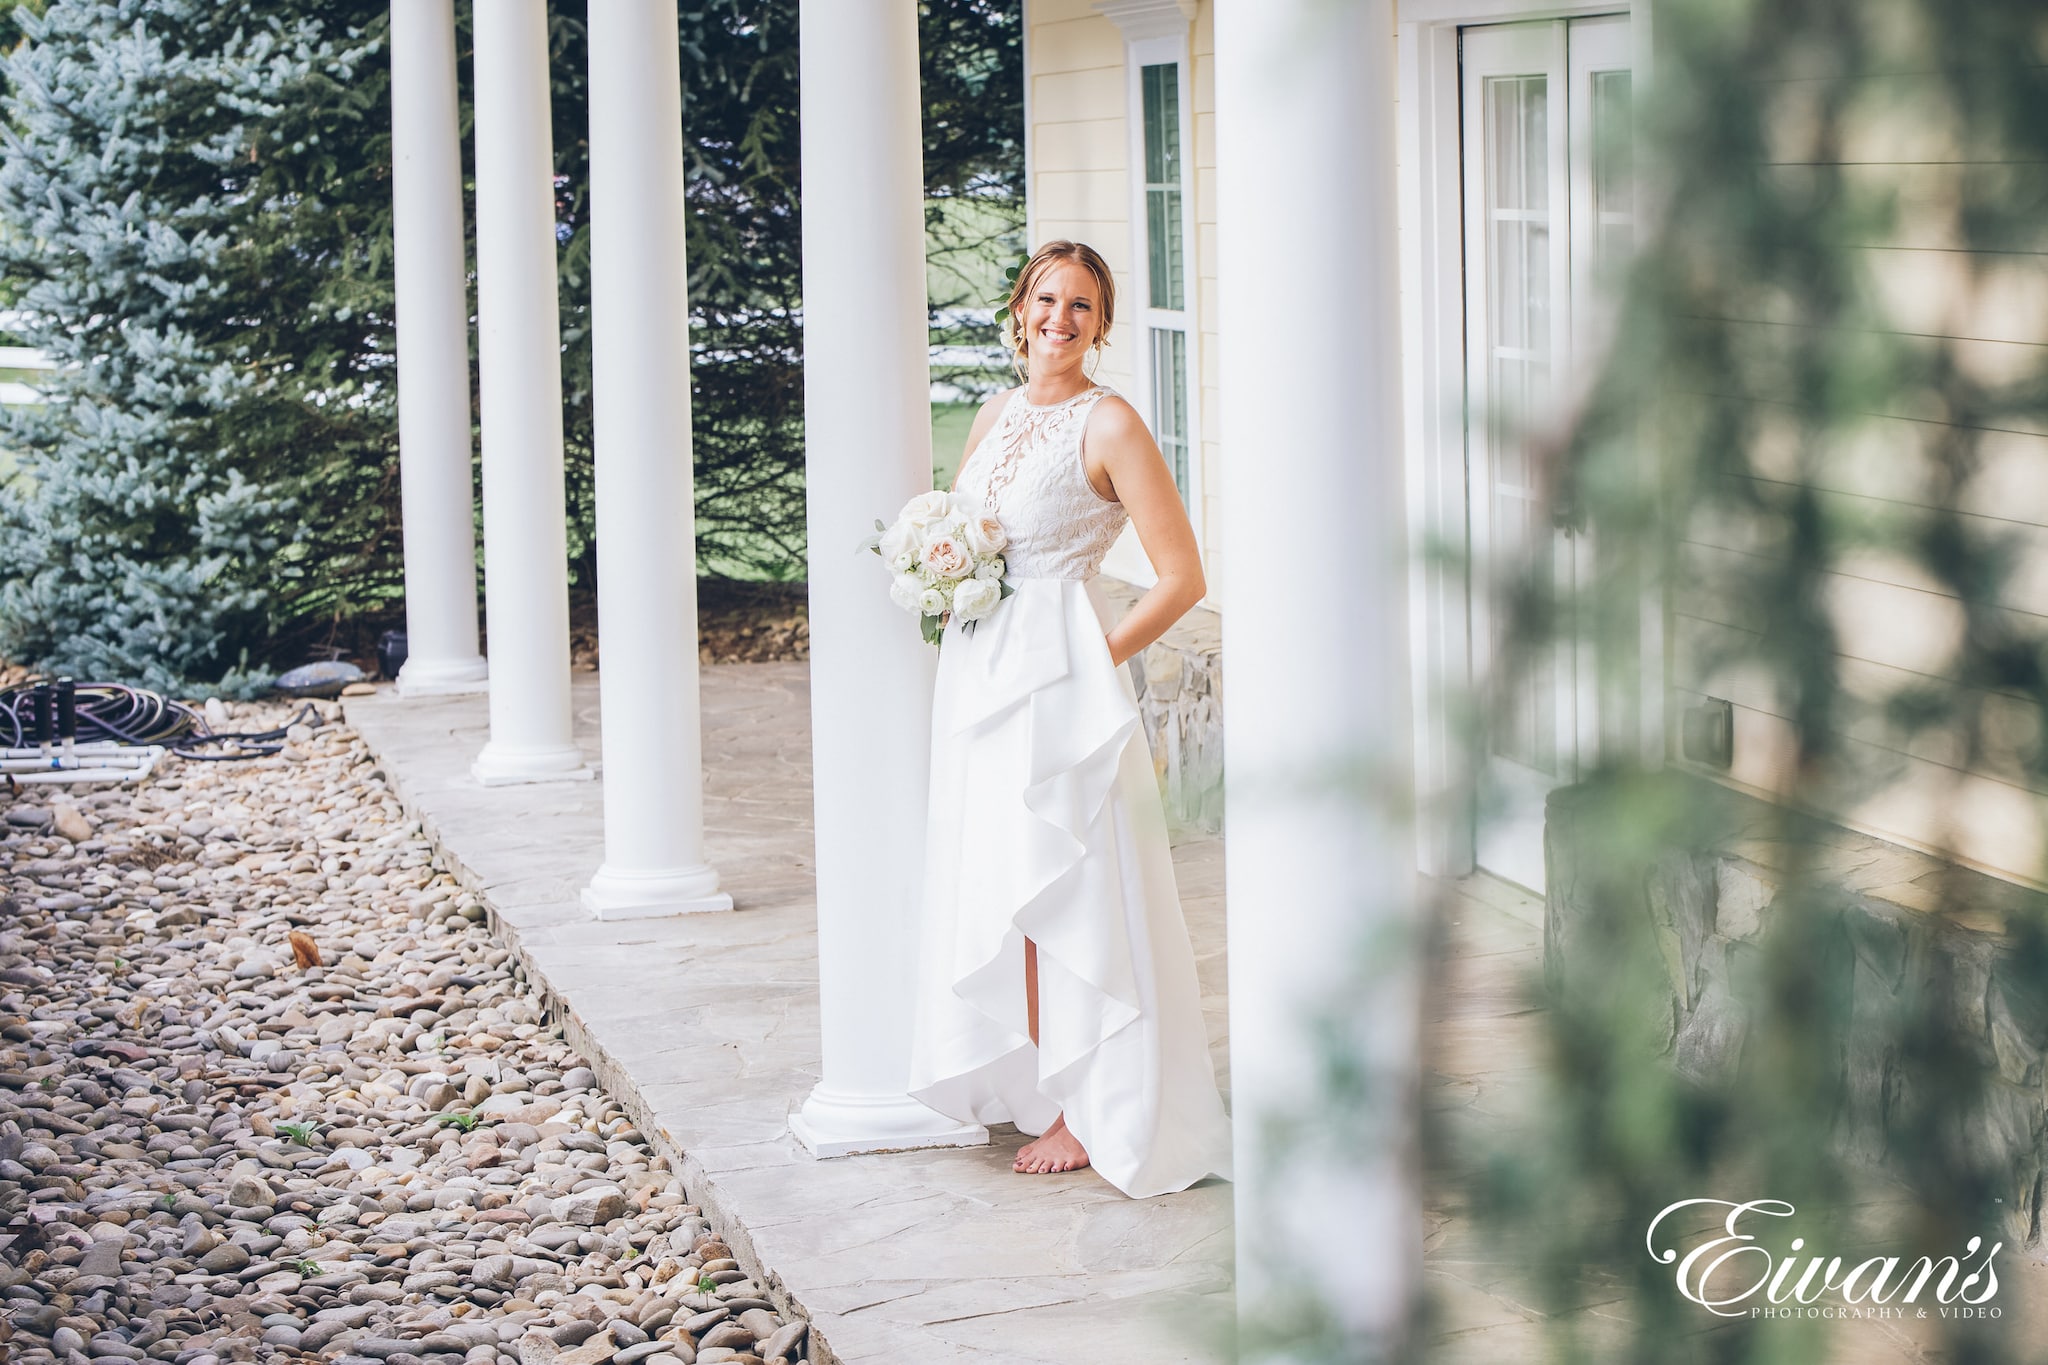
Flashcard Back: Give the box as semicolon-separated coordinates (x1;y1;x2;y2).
1085;340;1102;380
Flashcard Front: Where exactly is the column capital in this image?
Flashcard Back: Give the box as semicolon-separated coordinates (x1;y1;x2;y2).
1092;0;1194;42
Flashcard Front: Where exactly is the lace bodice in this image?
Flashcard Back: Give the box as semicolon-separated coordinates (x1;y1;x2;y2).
955;384;1126;581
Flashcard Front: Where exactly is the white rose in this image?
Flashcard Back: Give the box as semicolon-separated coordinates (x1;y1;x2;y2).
891;551;915;573
889;573;924;614
951;576;1001;622
879;517;919;565
973;557;1004;581
899;489;955;534
917;587;948;617
919;531;974;580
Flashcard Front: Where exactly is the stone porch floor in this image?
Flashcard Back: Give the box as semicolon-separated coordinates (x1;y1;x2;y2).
346;665;1235;1365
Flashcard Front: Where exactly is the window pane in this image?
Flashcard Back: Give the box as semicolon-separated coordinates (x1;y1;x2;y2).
1150;326;1190;504
1146;190;1185;312
1593;69;1634;266
1141;62;1185;311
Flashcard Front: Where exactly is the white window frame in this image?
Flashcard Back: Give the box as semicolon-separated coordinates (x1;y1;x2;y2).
1125;32;1201;504
1091;27;1202;589
1021;0;1037;251
1397;0;1656;877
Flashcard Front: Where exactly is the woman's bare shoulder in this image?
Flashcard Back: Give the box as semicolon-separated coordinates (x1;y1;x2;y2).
1087;391;1147;435
1081;391;1155;456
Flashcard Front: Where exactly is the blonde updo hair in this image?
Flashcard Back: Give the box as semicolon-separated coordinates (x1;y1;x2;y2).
1002;239;1116;378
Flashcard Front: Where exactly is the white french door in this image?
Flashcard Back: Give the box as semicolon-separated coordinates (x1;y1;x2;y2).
1461;14;1634;893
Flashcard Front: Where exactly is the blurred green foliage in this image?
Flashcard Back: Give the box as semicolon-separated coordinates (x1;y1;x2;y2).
1416;1;2048;1363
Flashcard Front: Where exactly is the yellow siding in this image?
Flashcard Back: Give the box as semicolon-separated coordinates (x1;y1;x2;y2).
1032;16;1125;71
1029;0;1101;23
1030;67;1126;123
1633;48;2048;883
1689;689;2048;887
1032;169;1131;224
1033;117;1128;173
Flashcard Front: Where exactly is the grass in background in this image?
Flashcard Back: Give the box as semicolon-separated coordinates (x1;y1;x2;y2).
931;399;984;489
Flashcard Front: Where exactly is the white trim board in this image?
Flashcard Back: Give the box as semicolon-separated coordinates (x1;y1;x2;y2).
1100;23;1205;592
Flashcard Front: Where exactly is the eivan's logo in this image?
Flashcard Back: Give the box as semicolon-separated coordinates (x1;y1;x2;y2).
1647;1199;2002;1320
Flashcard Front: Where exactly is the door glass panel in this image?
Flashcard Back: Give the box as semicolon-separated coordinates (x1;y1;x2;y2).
1482;72;1556;777
1593;69;1634;266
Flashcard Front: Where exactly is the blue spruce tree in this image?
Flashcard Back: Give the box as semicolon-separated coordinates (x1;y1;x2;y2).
0;1;387;695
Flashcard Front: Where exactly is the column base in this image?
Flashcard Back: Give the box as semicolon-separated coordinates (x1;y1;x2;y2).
581;862;733;919
471;741;594;787
396;656;490;697
790;1085;989;1159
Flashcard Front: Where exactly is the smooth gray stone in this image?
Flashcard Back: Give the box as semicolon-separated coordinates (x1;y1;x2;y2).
550;1322;602;1348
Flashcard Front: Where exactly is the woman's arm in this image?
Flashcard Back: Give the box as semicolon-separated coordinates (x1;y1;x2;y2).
1084;396;1206;669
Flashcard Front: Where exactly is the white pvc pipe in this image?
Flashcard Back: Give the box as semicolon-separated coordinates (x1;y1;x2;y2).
1215;0;1420;1354
788;0;986;1158
389;0;487;697
469;0;589;787
580;0;731;917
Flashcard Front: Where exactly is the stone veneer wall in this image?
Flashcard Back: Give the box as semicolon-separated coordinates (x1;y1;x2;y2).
1097;578;1223;835
1546;774;2048;1246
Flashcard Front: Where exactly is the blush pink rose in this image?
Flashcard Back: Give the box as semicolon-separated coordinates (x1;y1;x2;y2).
920;533;974;580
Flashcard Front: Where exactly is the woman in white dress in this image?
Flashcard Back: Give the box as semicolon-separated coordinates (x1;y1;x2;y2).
905;240;1232;1197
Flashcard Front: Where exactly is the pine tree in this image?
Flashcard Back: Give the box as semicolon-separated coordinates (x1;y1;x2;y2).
0;0;387;695
0;1;1026;692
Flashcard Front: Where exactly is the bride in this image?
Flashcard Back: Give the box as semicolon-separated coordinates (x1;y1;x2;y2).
904;240;1232;1197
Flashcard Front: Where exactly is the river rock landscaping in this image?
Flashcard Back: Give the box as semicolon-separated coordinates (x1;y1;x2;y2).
0;700;808;1365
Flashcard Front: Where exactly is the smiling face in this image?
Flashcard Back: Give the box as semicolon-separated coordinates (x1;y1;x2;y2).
1021;260;1104;375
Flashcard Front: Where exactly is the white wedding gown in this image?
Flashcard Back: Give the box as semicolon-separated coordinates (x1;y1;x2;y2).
905;383;1233;1198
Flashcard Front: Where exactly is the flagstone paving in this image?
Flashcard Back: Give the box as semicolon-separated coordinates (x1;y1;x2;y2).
345;667;1236;1365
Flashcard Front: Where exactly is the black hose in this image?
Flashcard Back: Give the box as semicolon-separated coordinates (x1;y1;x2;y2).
0;680;323;760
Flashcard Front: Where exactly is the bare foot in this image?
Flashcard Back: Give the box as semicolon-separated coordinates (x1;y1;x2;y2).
1013;1113;1090;1174
1013;1111;1065;1170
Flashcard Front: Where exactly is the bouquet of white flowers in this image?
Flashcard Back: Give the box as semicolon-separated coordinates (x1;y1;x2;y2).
861;490;1014;646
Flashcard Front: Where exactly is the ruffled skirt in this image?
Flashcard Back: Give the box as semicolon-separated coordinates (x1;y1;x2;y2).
905;575;1232;1198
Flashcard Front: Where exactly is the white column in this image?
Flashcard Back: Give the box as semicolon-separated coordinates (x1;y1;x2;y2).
389;0;487;697
1215;0;1419;1357
788;0;986;1159
469;0;590;787
579;0;731;917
